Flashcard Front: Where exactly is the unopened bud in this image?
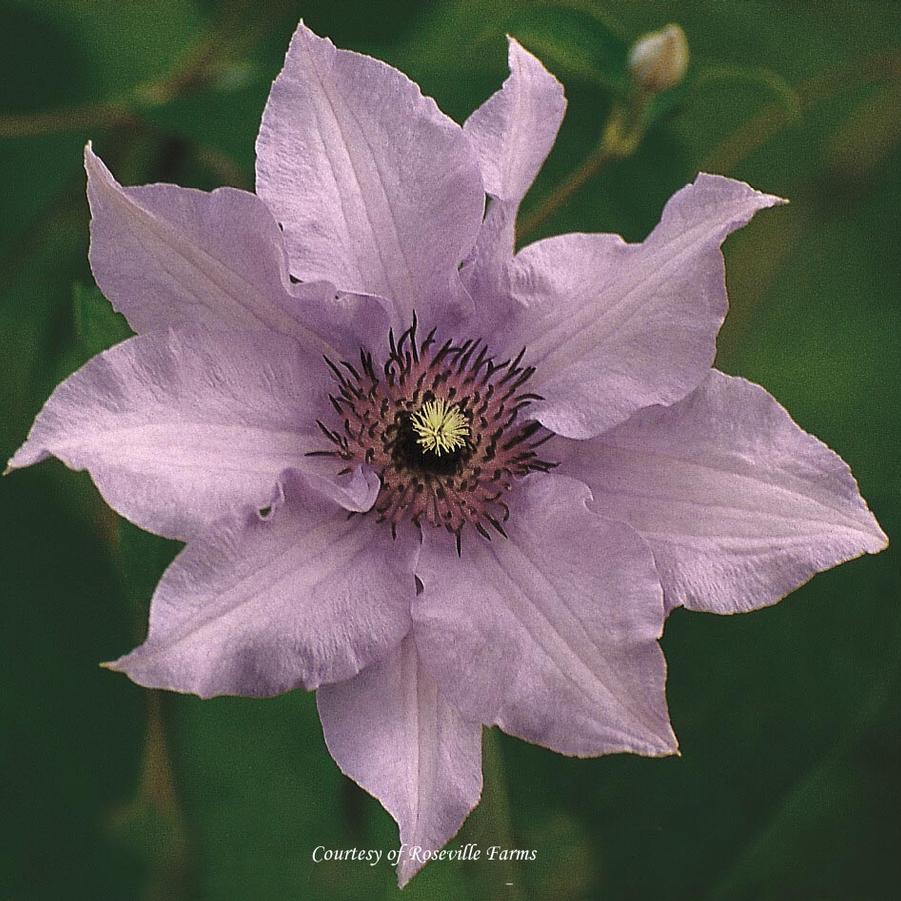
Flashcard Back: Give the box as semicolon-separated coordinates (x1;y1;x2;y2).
628;24;689;94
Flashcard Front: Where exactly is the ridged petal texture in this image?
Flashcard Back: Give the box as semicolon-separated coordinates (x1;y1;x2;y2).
561;371;887;613
503;174;785;438
108;470;415;697
462;37;566;320
9;327;328;541
6;20;887;890
256;21;485;329
318;636;483;886
415;475;676;758
85;144;385;356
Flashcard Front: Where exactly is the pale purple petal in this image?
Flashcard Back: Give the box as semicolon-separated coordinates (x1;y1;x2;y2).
86;144;384;354
561;370;888;614
255;22;485;328
317;635;482;887
302;462;381;513
107;470;416;697
463;37;565;274
7;327;329;541
414;474;676;758
502;174;785;438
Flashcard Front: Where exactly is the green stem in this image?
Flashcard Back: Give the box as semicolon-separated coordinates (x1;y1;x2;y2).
518;94;649;240
0;0;274;139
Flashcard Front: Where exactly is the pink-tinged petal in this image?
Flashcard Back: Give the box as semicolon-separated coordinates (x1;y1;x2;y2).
505;174;785;438
107;471;416;698
86;145;384;355
414;474;676;758
317;635;482;887
464;38;565;206
255;22;485;328
7;327;328;541
302;462;381;514
463;37;565;257
462;38;565;325
561;370;888;614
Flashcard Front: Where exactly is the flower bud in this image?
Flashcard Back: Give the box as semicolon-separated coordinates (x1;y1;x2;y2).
628;24;689;94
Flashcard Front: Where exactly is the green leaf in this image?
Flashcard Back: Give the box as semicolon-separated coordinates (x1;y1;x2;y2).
505;2;630;94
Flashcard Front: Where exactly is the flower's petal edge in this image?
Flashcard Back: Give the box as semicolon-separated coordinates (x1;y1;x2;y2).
317;635;483;887
413;473;677;758
105;468;417;697
560;370;888;613
255;21;485;330
7;326;331;541
503;173;787;439
461;37;566;327
86;143;362;356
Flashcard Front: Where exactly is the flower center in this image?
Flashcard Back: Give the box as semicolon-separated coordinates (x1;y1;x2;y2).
410;398;469;457
309;317;555;552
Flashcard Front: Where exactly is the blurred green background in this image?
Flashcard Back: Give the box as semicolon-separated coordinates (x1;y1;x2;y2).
2;1;899;899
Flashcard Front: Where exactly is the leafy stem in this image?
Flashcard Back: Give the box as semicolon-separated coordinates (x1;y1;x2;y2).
518;92;649;241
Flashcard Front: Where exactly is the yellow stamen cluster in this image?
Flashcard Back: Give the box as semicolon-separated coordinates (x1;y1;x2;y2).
410;398;469;456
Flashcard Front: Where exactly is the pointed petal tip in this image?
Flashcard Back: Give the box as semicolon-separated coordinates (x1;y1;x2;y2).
99;654;133;674
83;140;99;168
662;733;681;758
97;646;218;697
694;171;789;208
504;31;565;93
6;438;48;473
503;31;552;64
565;729;679;760
630;723;680;759
504;32;528;56
651;714;680;757
654;735;682;759
396;866;413;889
83;141;115;185
864;505;890;552
99;651;131;672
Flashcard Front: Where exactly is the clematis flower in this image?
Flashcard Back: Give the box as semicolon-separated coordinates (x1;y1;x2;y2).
9;22;886;886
